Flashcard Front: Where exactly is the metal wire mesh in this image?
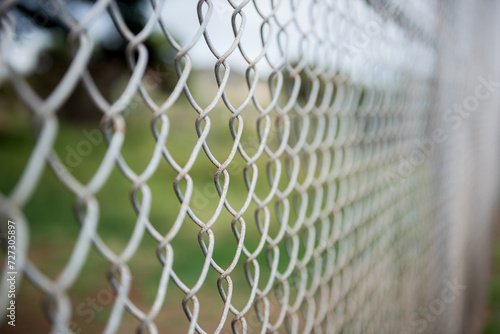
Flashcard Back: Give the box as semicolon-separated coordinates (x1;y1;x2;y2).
1;0;500;333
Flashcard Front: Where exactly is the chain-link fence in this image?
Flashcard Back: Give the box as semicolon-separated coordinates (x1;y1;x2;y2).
1;0;500;333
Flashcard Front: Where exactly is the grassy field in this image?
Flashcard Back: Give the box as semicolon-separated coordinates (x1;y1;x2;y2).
483;232;500;333
0;74;314;332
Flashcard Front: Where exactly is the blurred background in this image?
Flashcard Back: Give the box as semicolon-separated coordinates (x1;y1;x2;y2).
1;0;500;333
1;1;321;332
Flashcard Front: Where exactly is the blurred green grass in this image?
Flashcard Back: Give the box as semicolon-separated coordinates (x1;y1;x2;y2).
0;89;303;332
484;239;500;333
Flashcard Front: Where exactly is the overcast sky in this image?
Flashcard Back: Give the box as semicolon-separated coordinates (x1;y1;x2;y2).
7;0;308;77
4;0;437;88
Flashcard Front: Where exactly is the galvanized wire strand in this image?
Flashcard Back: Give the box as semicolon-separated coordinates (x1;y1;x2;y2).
1;0;500;333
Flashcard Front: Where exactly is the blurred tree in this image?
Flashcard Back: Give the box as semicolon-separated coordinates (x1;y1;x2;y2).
12;0;178;122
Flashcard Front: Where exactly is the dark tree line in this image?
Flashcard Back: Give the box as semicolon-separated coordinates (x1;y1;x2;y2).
10;0;178;122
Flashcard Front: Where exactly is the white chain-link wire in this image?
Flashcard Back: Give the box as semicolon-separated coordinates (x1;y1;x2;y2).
1;0;500;333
